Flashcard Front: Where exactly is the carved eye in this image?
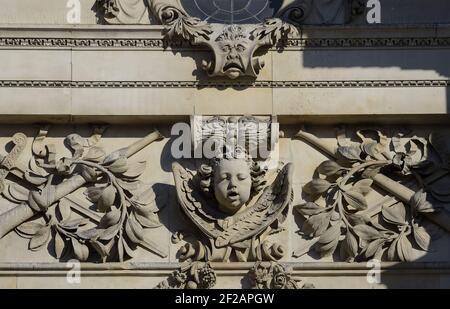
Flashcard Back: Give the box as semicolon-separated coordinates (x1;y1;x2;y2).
221;45;231;53
236;44;246;53
237;173;248;181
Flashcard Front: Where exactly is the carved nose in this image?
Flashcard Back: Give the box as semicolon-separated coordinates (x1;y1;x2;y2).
227;49;238;60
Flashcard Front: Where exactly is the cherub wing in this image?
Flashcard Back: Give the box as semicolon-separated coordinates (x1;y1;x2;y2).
215;163;294;248
172;162;224;239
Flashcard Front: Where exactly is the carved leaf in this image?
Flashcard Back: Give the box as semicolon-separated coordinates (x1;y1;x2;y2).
99;224;120;241
353;225;381;240
343;191;368;210
106;157;128;174
86;185;117;213
118;237;124;262
125;214;144;244
135;212;161;229
122;237;136;259
365;238;386;259
362;141;382;158
253;18;298;44
397;234;413;262
54;231;66;259
410;190;437;214
303;179;331;195
90;240;109;260
17;222;45;237
316;236;339;257
302;212;331;237
24;170;48;186
318;223;341;245
29;226;51;251
99;207;121;228
83;146;106;162
85;186;105;203
166;16;212;41
361;164;382;179
57;200;72;221
317;160;344;176
132;187;157;207
72;239;90;261
60;218;90;231
387;239;399;261
382;203;406;225
413;225;432;251
338;145;362;162
6;183;29;202
343;230;359;260
117;179;141;193
122;161;146;178
352;179;373;196
294;202;326;216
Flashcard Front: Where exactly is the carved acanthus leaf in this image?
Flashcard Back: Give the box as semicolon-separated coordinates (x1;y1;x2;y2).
165;16;213;42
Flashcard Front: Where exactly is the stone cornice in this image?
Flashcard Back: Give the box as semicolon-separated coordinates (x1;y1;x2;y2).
0;80;448;89
1;37;449;50
1;24;449;50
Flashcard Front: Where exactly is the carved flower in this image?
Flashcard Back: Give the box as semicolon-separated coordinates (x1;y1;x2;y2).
252;267;270;285
173;270;188;285
198;266;217;289
272;271;289;289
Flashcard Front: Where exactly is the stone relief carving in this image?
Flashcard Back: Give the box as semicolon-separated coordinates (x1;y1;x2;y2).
96;0;151;24
149;0;297;79
155;261;216;289
1;122;448;288
90;0;407;79
0;127;167;262
172;116;291;263
248;262;314;289
295;128;450;262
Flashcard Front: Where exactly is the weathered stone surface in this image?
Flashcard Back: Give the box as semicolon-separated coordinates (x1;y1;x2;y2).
0;0;449;289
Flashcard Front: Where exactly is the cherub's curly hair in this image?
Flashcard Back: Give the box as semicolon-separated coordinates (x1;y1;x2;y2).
198;156;267;197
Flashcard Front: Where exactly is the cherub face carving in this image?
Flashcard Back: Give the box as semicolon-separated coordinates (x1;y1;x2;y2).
213;158;252;215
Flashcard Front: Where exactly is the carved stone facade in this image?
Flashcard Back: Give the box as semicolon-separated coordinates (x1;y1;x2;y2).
0;0;449;289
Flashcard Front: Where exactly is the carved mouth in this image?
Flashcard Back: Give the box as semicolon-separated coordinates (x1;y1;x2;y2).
223;63;243;73
227;191;240;200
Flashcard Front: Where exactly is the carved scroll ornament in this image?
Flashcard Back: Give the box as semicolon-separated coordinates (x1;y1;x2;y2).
149;0;297;79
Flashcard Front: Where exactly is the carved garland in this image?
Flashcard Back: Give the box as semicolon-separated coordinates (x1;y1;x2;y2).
0;127;167;262
295;128;450;262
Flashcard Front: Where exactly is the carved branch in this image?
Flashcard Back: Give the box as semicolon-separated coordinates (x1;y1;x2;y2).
295;129;450;233
0;130;164;240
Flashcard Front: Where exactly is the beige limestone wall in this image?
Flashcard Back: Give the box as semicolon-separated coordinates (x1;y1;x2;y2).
0;3;449;289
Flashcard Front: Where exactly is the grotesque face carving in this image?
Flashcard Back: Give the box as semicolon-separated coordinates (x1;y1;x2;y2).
218;38;248;79
214;25;253;79
213;158;252;215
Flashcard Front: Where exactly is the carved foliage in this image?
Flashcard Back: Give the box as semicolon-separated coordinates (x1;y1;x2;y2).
155;262;216;289
147;1;298;79
296;129;449;262
1;127;167;262
248;262;314;289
